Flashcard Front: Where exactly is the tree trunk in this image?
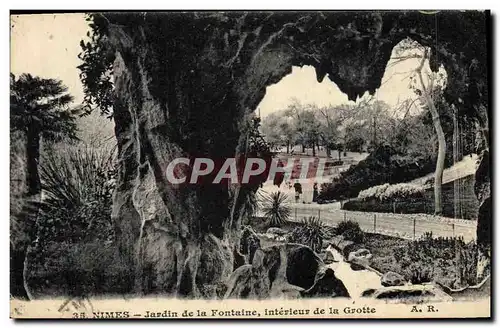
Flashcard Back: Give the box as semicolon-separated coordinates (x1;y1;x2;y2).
312;141;316;157
25;128;41;197
416;52;446;215
10;128;41;300
301;144;305;153
286;141;290;154
326;147;331;158
431;113;446;215
10;249;29;300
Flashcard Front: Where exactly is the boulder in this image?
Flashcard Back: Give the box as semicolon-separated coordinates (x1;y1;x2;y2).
369;284;452;302
266;227;287;236
349;263;366;271
224;243;332;299
301;266;350;298
381;271;406;287
321;251;337;265
347;248;372;268
224;265;262;299
239;226;261;263
233;247;246;270
224;242;352;299
285;244;323;290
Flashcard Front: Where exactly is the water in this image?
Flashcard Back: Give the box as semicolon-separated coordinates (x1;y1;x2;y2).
326;246;383;299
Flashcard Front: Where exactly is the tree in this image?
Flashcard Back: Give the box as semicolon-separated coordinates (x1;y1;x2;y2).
261;111;295;153
389;39;448;215
414;50;447;215
10;73;77;299
283;99;322;156
317;105;340;158
299;108;322;156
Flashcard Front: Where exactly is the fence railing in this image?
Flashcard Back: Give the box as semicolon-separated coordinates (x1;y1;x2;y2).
258;205;477;242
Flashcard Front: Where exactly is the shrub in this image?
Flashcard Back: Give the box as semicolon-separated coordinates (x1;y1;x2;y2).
402;261;435;284
288;216;331;252
36;144;116;247
260;191;291;227
392;232;478;287
334;220;364;243
358;182;424;201
318;145;436;201
358;183;390;200
382;183;425;201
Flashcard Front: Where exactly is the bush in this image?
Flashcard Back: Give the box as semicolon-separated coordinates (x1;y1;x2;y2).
358;182;424;201
334;220;364;243
318;145;436;201
287;216;332;252
36;144;116;247
393;232;478;287
402;261;435;284
358;183;390;200
260;191;291;227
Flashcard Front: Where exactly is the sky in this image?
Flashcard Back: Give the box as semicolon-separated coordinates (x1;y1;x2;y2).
11;14;90;104
257;55;427;118
10;13;435;119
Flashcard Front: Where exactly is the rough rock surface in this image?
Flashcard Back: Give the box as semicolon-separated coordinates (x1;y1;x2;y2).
474;150;491;280
381;271;406;287
266;227;287;236
364;284;452;302
224;243;348;299
301;266;350;298
239;226;261;264
347;248;372;269
92;11;490;296
321;251;337;265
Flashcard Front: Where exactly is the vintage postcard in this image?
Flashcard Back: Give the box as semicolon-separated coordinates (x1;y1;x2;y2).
10;10;491;319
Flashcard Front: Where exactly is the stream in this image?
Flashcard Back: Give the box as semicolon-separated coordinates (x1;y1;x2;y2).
325;246;383;299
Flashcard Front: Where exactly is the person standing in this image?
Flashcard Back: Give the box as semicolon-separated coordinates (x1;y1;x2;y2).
293;180;302;203
312;182;318;203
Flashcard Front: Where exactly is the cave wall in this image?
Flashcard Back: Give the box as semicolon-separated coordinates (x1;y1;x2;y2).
99;10;490;295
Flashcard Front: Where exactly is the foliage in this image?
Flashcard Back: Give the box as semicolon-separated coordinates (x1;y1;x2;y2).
260;111;295;151
10;73;78;141
287;216;332;252
260;97;397;155
358;182;424;201
260;191;291;227
36;144;116;247
319;145;436;201
334;220;364;243
10;72;80;299
77;14;115;117
358;183;390;200
393;232;478;286
401;262;435;284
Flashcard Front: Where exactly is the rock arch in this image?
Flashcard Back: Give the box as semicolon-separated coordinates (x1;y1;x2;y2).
95;11;490;296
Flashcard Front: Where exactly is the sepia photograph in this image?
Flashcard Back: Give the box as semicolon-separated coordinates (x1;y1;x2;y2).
9;10;491;319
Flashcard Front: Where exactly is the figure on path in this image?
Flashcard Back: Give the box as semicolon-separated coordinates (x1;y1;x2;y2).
312;182;318;203
293;180;302;203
